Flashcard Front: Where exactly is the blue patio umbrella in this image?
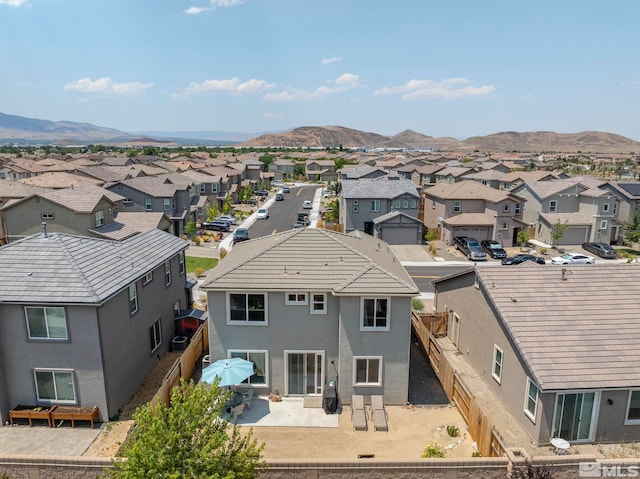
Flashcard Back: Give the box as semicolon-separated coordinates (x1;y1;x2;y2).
201;357;255;387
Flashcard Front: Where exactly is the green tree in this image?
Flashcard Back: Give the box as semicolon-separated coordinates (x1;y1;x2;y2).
517;230;530;251
105;378;265;479
549;220;568;247
624;210;640;245
207;203;220;222
222;194;233;214
184;218;197;238
258;154;275;171
239;185;252;204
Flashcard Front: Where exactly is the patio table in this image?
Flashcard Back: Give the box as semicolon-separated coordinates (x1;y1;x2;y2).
225;392;243;413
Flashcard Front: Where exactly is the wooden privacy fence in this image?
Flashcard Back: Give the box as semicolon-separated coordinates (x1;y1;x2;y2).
411;310;507;458
151;321;209;407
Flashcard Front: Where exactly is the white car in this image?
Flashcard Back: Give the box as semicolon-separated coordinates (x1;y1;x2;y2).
256;208;269;220
551;253;595;265
303;200;312;209
216;214;237;225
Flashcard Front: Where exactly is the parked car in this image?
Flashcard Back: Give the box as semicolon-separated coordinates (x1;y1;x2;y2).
303;200;312;209
256;208;269;220
582;242;617;259
282;186;290;193
551;253;595;265
233;228;249;244
453;236;487;261
275;193;284;201
501;254;546;265
201;220;230;232
480;240;507;259
297;212;309;225
256;189;269;197
291;222;305;229
216;214;237;225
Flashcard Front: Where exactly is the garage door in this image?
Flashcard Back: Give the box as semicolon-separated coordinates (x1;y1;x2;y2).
379;226;420;245
452;227;490;241
558;227;589;246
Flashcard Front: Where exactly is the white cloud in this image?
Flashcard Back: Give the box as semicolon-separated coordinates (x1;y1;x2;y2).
263;112;283;120
184;0;243;14
321;56;342;65
175;77;275;98
0;0;29;6
374;78;495;100
64;77;153;95
264;73;365;102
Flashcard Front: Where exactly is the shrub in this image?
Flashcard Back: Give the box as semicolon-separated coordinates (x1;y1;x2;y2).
202;235;211;243
194;267;206;278
411;297;424;311
193;236;202;246
446;425;460;437
421;441;445;458
472;451;482;457
540;247;547;255
429;242;437;255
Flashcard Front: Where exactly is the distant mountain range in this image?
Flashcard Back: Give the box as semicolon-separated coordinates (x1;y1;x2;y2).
1;112;639;153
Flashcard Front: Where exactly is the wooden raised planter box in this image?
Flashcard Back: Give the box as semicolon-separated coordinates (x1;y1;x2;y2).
51;405;100;428
9;405;57;427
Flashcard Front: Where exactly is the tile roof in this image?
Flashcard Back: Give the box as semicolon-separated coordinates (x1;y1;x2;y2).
443;213;495;226
201;228;418;296
0;179;46;199
19;172;103;189
0;228;186;304
425;180;523;203
474;264;640;391
341;178;419;199
10;185;125;213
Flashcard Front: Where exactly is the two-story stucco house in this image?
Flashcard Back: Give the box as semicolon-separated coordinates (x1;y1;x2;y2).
0;228;190;425
433;264;640;445
339;178;422;243
200;228;419;405
512;177;622;245
423;180;527;247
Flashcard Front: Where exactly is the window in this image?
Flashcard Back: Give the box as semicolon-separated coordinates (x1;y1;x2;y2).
614;202;618;215
503;203;510;213
402;199;409;208
34;369;76;403
549;200;557;213
603;203;610;213
199;184;205;193
211;184;218;193
410;199;417;208
310;293;327;314
502;222;508;230
173;300;181;316
453;200;461;213
353;199;359;206
524;377;539;422
492;346;503;383
41;212;54;220
149;319;162;352
25;307;67;340
145;198;152;211
600;220;608;230
163;198;171;211
370;199;380;212
286;293;307;305
626;390;640;424
353;357;382;386
229;350;268;386
143;271;153;285
394;199;401;208
164;260;171;286
361;298;389;330
123;198;133;205
353;205;359;213
129;283;138;314
228;293;267;323
515;203;521;215
95;210;105;227
179;251;185;275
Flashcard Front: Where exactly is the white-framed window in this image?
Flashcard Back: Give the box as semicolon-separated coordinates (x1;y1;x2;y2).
394;199;401;208
285;293;307;305
403;199;409;208
625;390;640;425
228;293;267;324
229;350;268;386
370;199;380;212
211;184;218;193
361;298;390;331
163;198;171;211
164;260;172;286
129;283;138;315
310;293;327;314
25;307;68;340
549;200;557;213
34;369;76;403
600;220;608;230
173;299;181;317
614;202;618;215
410;199;417;208
492;346;503;384
503;203;510;213
143;271;153;285
515;203;521;215
502;222;508;230
41;212;54;220
453;200;461;213
179;251;185;276
524;377;539;423
123;198;133;205
145;198;152;211
199;184;205;193
149;319;162;352
95;210;105;227
353;356;382;386
603;203;610;213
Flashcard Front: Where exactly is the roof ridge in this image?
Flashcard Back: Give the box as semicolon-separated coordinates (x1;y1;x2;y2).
56;235;102;303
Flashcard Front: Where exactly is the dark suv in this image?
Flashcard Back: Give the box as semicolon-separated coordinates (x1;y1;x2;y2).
233;228;249;244
201;220;230;232
480;240;507;259
297;211;309;225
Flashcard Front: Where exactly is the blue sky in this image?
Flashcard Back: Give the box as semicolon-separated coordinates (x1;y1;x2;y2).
1;0;639;140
